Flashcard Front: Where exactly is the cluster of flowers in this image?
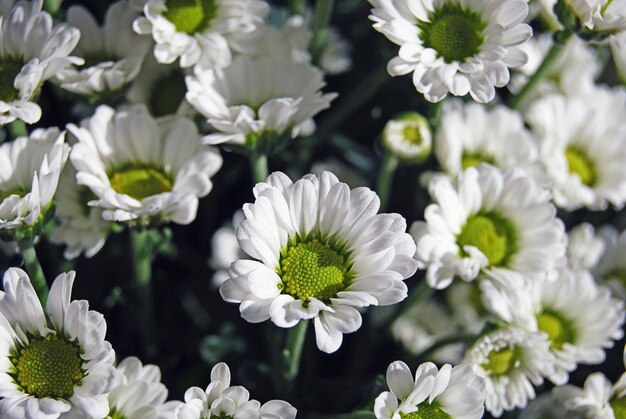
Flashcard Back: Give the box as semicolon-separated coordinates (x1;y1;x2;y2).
0;0;625;417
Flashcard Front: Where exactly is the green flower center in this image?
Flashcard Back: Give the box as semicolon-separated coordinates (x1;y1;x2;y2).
611;395;626;419
419;6;486;63
0;187;27;203
461;153;495;170
108;163;173;201
482;346;520;376
565;146;596;186
0;61;22;102
13;335;84;399
109;407;127;419
400;402;452;419
278;239;351;304
163;0;219;35
403;125;425;145
457;212;517;267
536;309;576;350
150;71;187;117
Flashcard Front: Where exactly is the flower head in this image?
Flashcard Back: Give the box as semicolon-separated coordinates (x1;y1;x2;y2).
220;171;418;353
382;112;432;162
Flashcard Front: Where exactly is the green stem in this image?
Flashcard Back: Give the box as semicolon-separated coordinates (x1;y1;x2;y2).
509;31;573;110
130;229;158;357
289;0;306;15
17;239;48;305
428;98;445;131
250;153;269;185
414;332;476;362
283;320;309;383
376;153;399;212
43;0;63;14
310;0;335;65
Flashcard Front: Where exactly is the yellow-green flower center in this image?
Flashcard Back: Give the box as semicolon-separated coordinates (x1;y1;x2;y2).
0;61;22;102
457;212;517;267
400;402;452;419
420;6;486;63
108;163;173;201
482;347;519;376
565;146;596;186
163;0;219;35
536;309;576;350
279;239;351;304
109;407;127;419
13;335;84;399
402;124;425;145
0;187;27;203
461;153;496;170
150;71;187;117
611;395;626;419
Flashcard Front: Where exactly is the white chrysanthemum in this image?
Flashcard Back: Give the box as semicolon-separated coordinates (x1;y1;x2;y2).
464;326;555;417
0;128;69;233
175;362;296;419
209;210;245;287
509;34;600;99
481;269;625;385
68;105;223;225
567;223;605;272
368;0;532;103
311;159;369;189
126;54;194;119
595;226;626;299
186;55;336;147
49;166;109;260
434;100;538;176
410;165;566;290
374;361;485;419
220;171;418;353
525;88;626;210
382;112;432;162
0;0;82;124
54;1;150;95
131;0;268;69
0;268;116;418
540;0;626;33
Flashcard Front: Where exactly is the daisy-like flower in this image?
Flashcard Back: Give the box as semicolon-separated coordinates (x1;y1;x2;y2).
411;164;566;290
49;166;109;260
542;0;626;35
481;269;625;385
175;362;296;418
525;87;626;210
464;326;555;417
68;105;223;225
186;55;337;149
220;171;418;353
0;0;82;124
0;128;69;236
595;226;626;299
0;268;116;418
131;0;268;70
382;112;432;162
434;100;538;176
54;1;151;96
368;0;532;103
567;223;605;272
374;360;485;419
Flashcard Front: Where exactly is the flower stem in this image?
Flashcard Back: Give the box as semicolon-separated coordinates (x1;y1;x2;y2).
43;0;63;14
250;153;268;185
16;239;48;305
283;320;309;384
289;0;306;14
509;31;573;110
310;0;335;65
376;152;399;212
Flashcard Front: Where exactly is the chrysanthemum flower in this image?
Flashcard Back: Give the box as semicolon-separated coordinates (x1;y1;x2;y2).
567;223;605;272
464;326;555;417
525;87;626;210
374;360;485;419
220;171;418;353
368;0;532;103
186;55;336;149
540;0;626;35
131;0;268;69
0;268;116;418
481;269;625;385
595;226;626;299
382;112;432;162
0;128;69;236
54;1;151;96
175;362;296;418
68;105;223;225
411;165;566;290
434;100;538;176
0;0;82;124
